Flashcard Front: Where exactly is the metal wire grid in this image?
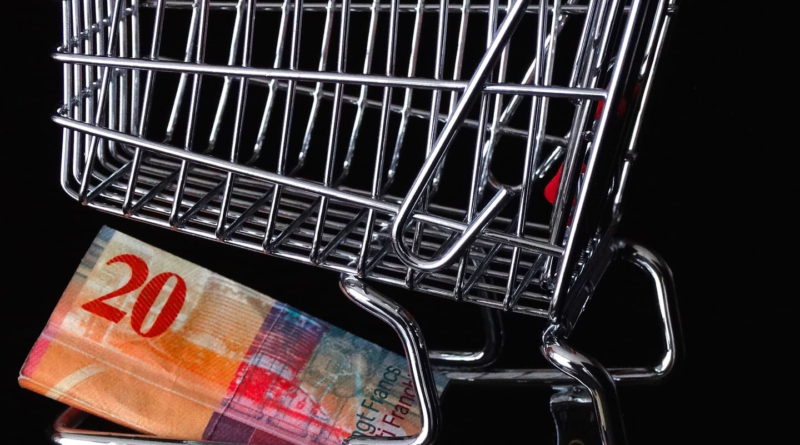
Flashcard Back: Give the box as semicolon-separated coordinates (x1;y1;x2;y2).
55;0;659;317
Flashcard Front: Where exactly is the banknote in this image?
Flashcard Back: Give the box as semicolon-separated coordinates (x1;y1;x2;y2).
20;227;448;444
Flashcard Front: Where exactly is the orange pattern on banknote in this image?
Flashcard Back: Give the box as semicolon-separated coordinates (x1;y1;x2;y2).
20;227;448;444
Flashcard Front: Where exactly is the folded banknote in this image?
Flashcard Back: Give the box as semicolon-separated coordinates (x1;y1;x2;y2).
20;227;448;444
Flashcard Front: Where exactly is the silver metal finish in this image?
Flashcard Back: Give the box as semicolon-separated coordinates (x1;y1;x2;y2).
444;240;679;384
339;275;440;445
550;386;598;445
56;0;671;317
52;0;680;443
429;306;503;368
543;324;626;445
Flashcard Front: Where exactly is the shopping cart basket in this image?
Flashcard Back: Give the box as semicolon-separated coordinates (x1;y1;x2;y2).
51;0;681;443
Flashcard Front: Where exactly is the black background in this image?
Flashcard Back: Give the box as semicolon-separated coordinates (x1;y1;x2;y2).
1;1;768;443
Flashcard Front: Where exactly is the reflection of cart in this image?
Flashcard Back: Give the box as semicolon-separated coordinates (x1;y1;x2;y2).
52;0;680;443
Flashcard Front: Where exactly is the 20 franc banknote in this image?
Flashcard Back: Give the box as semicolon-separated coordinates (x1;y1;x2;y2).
20;227;448;444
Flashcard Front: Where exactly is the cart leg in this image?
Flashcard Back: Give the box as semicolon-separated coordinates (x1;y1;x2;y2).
429;306;503;369
550;385;601;445
542;325;626;445
339;274;441;445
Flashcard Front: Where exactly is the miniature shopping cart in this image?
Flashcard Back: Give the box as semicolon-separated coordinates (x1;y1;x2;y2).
52;0;680;443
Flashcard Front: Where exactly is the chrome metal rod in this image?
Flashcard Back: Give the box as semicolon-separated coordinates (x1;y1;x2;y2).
613;0;671;212
264;0;304;247
429;306;503;368
502;0;557;310
543;324;626;445
207;0;246;150
446;240;679;383
58;0;674;324
386;0;425;192
77;0;124;202
340;275;440;445
298;0;337;164
617;240;679;379
251;0;290;160
53;53;608;100
123;0;166;214
164;0;200;142
168;0;211;227
357;0;400;274
311;0;352;259
61;0;77;199
344;0;381;181
550;0;643;320
140;0;614;14
391;0;531;272
55;116;565;256
216;0;256;239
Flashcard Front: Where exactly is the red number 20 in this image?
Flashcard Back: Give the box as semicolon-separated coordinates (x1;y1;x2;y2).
81;254;187;338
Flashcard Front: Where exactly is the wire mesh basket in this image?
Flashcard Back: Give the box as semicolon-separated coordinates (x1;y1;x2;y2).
52;0;680;443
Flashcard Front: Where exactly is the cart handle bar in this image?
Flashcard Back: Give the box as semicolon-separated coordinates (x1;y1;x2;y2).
391;0;530;272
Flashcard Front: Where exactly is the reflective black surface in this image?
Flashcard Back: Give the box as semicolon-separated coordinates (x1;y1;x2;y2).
2;1;768;443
